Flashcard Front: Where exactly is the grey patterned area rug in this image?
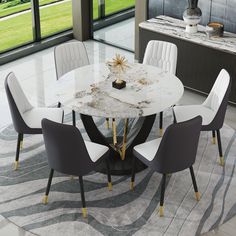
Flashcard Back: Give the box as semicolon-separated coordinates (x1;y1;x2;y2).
0;110;236;236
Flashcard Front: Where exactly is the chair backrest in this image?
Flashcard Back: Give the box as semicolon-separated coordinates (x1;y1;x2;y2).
202;69;231;130
153;116;202;174
42;119;96;176
143;40;178;74
54;41;89;79
5;72;33;133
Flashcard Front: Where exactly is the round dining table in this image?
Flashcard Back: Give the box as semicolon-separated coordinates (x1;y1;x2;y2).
54;63;184;175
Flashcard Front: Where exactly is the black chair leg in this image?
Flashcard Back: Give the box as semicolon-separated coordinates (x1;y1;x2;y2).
216;130;224;166
106;159;112;191
106;118;110;129
159;112;163;136
72;110;76;126
159;173;166;217
79;176;87;218
14;133;23;170
189;166;200;201
57;102;61;108
43;169;54;204
130;156;137;190
212;130;216;144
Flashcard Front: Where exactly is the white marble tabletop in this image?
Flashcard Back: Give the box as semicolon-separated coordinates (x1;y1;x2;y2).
140;15;236;55
53;63;184;118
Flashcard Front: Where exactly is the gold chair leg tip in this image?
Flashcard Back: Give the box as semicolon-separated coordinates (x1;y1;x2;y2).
42;195;48;205
159;206;164;217
130;181;134;191
195;192;201;201
220;157;224;166
212;137;216;144
106;119;110;129
70;175;74;180
220;157;225;166
82;208;87;218
108;182;112;191
20;141;23;150
159;128;163;136
14;161;19;171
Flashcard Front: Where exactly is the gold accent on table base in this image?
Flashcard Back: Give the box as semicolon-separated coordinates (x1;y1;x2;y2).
106;118;110;129
108;182;112;191
121;143;126;160
159;128;163;137
130;181;134;191
121;118;129;160
159;206;164;217
20;140;23;150
82;207;87;218
220;156;225;166
195;192;201;201
14;161;19;171
112;119;117;145
212;137;216;144
42;195;48;205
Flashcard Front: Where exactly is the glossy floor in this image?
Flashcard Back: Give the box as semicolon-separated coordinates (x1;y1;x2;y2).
0;40;236;236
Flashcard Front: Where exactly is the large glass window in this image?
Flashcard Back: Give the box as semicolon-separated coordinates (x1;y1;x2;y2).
39;0;72;38
0;0;135;55
93;0;135;51
0;1;33;53
105;0;135;16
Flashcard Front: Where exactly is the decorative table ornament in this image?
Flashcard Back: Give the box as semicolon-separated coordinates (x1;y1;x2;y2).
206;22;224;38
183;0;202;34
107;54;129;90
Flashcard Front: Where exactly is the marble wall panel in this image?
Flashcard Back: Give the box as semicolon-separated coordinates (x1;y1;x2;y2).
148;0;236;33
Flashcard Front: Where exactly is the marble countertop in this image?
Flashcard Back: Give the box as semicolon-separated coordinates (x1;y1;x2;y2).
139;15;236;55
51;63;184;118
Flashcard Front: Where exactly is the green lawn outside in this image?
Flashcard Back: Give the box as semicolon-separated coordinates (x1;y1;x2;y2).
105;0;135;15
0;1;72;52
40;0;72;38
0;0;135;52
0;0;61;18
0;11;33;52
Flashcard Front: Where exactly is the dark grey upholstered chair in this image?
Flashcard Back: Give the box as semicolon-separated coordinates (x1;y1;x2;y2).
5;72;64;170
41;119;112;218
173;69;231;166
131;116;202;217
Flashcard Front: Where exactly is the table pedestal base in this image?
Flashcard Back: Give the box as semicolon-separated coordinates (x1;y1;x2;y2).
80;114;156;175
96;139;147;175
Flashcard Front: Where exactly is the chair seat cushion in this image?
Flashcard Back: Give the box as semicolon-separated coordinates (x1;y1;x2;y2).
23;108;63;129
134;138;162;161
84;141;109;162
173;105;215;126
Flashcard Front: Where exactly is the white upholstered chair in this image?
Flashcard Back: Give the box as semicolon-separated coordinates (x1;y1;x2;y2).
173;69;231;166
5;72;64;170
54;41;89;79
143;40;178;135
54;41;89;124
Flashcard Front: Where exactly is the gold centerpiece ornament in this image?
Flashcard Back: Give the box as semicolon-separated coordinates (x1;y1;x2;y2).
107;54;129;89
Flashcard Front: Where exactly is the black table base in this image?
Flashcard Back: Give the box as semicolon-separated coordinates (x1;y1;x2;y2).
80;114;156;176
